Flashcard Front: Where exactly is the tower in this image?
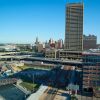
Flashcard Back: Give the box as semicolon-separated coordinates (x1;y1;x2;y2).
65;3;83;51
35;37;39;45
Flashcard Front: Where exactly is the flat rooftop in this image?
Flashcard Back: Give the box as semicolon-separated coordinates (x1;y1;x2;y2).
0;84;25;100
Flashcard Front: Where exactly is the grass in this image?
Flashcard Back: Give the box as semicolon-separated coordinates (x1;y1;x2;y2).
18;65;50;71
95;87;100;91
20;82;39;91
18;65;34;70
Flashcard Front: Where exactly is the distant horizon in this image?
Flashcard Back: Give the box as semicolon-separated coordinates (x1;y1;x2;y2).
0;37;64;44
0;33;99;45
0;0;100;43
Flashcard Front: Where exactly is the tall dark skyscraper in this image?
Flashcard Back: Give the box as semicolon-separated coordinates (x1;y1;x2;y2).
65;3;83;51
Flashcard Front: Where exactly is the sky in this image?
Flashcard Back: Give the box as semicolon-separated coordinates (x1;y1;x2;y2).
0;0;100;44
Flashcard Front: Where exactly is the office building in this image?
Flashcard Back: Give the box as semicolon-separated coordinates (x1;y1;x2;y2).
65;3;83;51
83;34;97;50
82;52;100;97
57;39;63;49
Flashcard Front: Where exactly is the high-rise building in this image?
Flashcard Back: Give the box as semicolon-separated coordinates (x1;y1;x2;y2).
35;37;39;45
57;39;63;49
55;39;63;49
83;34;97;50
65;3;83;51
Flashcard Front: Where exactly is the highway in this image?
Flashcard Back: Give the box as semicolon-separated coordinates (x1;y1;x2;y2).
22;57;82;66
0;52;20;56
0;55;82;66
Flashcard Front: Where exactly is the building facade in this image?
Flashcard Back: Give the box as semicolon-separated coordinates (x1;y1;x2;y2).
45;49;59;58
59;50;82;60
65;3;83;51
83;35;97;50
37;44;44;53
82;52;100;97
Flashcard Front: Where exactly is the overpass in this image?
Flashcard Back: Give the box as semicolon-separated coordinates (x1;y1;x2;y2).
0;55;82;66
0;51;35;56
22;57;82;66
0;52;20;56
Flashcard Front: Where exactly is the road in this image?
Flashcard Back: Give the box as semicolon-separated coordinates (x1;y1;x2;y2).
0;55;82;66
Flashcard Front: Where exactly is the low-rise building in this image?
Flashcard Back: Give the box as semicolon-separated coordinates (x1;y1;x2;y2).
45;49;59;58
59;50;82;60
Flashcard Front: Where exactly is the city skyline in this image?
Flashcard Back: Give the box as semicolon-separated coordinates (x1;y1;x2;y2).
0;0;100;43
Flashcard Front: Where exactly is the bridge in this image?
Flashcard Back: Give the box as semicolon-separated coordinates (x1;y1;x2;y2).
0;51;36;56
22;57;82;66
0;55;82;66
